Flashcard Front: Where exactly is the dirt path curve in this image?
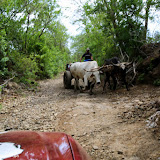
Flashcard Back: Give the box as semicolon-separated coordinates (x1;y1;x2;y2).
0;74;160;160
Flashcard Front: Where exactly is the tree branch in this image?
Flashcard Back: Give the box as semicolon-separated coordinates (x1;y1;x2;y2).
0;75;15;88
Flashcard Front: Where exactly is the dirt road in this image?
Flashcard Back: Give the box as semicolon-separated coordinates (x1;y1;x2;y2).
0;75;160;160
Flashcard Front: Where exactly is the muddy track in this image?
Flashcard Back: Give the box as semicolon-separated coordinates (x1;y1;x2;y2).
0;74;160;160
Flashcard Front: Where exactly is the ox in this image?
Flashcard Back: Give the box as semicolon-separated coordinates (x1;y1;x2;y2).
101;57;130;92
70;61;101;95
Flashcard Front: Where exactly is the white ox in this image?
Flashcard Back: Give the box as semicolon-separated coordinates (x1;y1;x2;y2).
70;61;101;95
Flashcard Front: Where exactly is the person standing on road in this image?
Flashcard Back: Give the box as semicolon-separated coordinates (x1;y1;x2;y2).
80;48;93;62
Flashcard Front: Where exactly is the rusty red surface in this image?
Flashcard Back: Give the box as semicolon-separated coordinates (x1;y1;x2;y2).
0;131;91;160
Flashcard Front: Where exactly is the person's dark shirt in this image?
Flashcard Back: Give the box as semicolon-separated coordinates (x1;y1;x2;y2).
82;52;92;60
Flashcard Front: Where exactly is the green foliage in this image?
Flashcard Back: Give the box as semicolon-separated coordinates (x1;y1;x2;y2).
138;73;145;82
0;0;159;86
9;52;38;84
153;31;160;43
0;86;3;95
71;11;117;65
147;63;153;71
71;0;159;64
0;29;9;78
153;79;160;86
43;51;61;78
0;0;70;84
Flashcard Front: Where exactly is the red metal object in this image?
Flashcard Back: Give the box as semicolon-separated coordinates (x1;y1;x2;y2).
0;131;91;160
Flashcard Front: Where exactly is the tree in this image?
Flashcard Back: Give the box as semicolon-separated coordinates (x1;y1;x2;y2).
144;0;160;41
0;0;71;83
72;0;156;62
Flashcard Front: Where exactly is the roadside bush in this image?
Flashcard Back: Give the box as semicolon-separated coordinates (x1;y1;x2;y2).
42;50;62;78
0;29;9;79
0;56;9;78
9;52;38;85
153;79;160;86
33;44;63;79
138;73;145;82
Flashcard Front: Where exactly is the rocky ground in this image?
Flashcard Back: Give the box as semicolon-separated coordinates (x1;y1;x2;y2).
0;75;160;160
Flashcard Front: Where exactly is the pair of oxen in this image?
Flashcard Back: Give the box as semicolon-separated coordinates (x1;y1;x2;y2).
70;57;133;95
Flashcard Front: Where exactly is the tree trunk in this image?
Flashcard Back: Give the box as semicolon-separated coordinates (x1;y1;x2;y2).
39;20;51;39
25;13;30;54
144;0;152;41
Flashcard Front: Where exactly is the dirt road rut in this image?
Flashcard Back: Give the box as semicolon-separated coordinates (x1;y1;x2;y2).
0;75;160;160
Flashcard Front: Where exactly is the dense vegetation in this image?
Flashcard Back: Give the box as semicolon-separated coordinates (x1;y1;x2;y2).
0;0;71;85
71;0;160;64
0;0;160;86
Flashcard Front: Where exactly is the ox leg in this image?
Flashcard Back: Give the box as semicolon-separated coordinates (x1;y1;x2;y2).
83;75;88;91
74;78;79;92
103;77;107;93
122;74;129;91
108;76;112;90
89;82;95;95
74;78;83;92
103;73;110;93
111;75;117;90
74;78;77;92
85;80;91;90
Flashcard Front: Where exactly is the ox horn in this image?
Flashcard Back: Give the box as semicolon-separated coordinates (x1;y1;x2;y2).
84;67;100;72
122;61;133;66
111;63;120;67
127;61;133;65
98;65;105;71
